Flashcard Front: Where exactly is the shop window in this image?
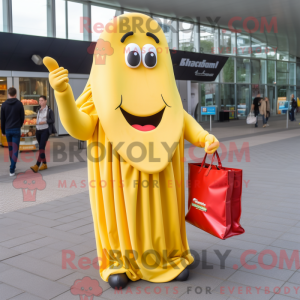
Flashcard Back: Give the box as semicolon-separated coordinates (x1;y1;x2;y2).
68;1;83;40
297;63;300;86
277;86;288;115
56;0;66;39
267;85;276;115
236;58;251;83
251;59;266;84
200;83;219;121
276;61;288;85
179;22;195;52
0;77;7;107
289;63;296;85
251;36;267;59
251;84;266;99
200;83;219;106
266;32;277;59
277;49;289;61
220;84;236;119
267;60;276;84
289;55;296;62
219;29;236;56
200;25;218;54
236;84;250;118
19;78;49;151
219;57;235;83
266;46;276;59
12;0;47;36
236;33;251;57
91;6;119;42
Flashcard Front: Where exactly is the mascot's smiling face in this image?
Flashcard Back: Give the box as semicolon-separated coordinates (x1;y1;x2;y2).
90;13;184;173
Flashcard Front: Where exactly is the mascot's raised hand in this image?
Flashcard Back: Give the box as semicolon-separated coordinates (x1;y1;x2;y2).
43;57;69;93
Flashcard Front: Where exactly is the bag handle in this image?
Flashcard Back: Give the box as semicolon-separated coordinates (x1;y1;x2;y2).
198;150;222;174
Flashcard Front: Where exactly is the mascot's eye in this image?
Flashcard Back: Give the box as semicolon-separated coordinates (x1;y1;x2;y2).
81;287;84;290
142;44;157;68
89;287;92;290
23;180;27;184
125;43;141;68
32;180;35;184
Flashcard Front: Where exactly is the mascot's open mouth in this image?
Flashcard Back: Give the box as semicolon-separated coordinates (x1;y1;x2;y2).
120;107;166;131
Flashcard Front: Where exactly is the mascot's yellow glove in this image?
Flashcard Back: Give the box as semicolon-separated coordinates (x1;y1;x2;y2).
43;57;69;92
184;110;219;154
199;130;219;155
43;57;95;140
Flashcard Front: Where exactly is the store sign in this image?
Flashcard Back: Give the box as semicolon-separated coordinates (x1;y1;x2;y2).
20;145;36;151
201;106;217;115
170;50;228;82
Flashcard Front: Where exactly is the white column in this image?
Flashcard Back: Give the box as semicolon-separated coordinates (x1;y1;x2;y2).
47;0;56;38
194;23;200;52
13;77;20;100
171;19;179;51
83;2;92;42
2;0;12;33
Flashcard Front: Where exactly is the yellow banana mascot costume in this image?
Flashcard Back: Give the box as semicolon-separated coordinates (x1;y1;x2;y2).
44;13;219;288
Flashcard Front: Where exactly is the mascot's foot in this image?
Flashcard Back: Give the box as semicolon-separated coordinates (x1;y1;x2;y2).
108;273;129;289
174;268;189;281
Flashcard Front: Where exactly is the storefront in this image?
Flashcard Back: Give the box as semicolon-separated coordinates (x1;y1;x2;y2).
0;70;89;148
0;73;50;150
0;75;12;147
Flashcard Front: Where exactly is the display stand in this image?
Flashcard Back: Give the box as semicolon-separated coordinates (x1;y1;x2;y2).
20;102;39;151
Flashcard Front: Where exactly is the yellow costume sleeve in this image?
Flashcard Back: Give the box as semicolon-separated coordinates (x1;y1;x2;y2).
43;57;98;141
183;110;219;154
55;84;98;140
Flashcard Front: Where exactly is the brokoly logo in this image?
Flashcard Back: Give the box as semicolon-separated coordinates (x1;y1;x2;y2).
13;170;46;202
87;39;114;65
70;276;102;300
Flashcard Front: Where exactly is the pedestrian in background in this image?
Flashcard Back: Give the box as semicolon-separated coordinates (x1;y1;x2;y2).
264;97;271;126
290;94;297;121
1;87;24;176
259;97;267;128
30;95;56;173
251;93;262;128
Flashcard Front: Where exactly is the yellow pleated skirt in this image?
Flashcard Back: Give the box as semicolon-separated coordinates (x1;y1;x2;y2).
86;120;193;283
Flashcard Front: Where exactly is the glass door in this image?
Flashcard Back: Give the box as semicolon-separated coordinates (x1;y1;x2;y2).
237;84;250;118
220;84;235;119
267;85;276;115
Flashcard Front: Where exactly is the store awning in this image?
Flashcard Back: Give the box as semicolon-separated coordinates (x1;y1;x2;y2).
0;32;227;81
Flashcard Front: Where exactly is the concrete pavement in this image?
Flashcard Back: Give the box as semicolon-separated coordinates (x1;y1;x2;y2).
0;115;300;300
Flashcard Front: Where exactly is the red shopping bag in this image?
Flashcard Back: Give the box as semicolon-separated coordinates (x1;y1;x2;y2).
185;151;245;239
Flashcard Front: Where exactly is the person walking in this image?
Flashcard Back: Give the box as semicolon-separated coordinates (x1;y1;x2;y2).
252;93;262;127
290;94;297;121
1;87;24;176
264;97;271;126
259;97;267;128
30;95;56;173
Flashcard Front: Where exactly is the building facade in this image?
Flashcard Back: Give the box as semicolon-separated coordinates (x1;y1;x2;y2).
1;0;299;126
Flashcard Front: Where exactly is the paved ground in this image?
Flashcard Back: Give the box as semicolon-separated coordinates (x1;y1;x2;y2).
0;115;300;300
